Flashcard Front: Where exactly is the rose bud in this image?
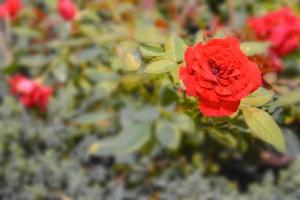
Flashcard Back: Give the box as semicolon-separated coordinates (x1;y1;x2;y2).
58;0;77;21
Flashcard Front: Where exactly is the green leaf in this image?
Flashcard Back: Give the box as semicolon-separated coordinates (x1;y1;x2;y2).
194;30;207;44
86;69;120;82
79;11;101;22
94;81;118;96
116;41;138;55
124;53;141;71
120;105;159;127
75;111;112;125
241;87;274;107
52;60;68;82
209;129;237;149
144;59;177;74
70;46;101;64
155;120;181;149
13;27;41;39
80;25;100;37
173;113;195;133
0;35;12;68
159;87;178;106
270;89;300;111
88;122;151;155
134;21;166;44
19;54;53;68
165;33;187;62
44;0;56;8
242;107;286;152
139;44;164;57
116;41;141;71
170;65;180;84
240;41;270;56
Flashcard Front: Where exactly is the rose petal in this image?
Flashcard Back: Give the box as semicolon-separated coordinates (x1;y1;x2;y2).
199;99;240;117
247;61;262;92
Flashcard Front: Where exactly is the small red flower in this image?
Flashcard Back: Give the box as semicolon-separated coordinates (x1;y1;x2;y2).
30;86;52;111
0;4;6;19
249;8;300;56
58;0;77;21
9;75;52;111
5;0;23;18
180;37;262;117
9;75;35;95
0;0;23;19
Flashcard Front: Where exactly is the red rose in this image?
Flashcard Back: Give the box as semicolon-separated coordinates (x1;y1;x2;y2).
0;0;23;19
249;8;300;56
29;86;52;111
58;0;77;21
268;52;283;72
180;37;261;117
9;75;52;111
5;0;23;18
9;75;35;95
0;4;7;19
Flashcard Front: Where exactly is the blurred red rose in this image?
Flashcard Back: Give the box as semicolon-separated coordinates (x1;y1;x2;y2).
0;4;7;18
9;75;52;111
29;86;52;111
5;0;23;18
9;75;35;95
58;0;77;21
268;52;283;72
180;37;261;117
249;8;300;56
0;0;23;19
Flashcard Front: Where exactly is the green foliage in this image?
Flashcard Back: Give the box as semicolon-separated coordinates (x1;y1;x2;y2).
240;41;270;56
165;33;187;62
144;155;300;200
134;21;167;44
242;107;286;152
241;87;274;107
155;120;181;149
0;0;300;199
270;89;300;111
89;122;152;156
116;40;141;71
140;44;165;57
144;59;177;74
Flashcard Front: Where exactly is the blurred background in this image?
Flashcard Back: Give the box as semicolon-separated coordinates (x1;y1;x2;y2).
1;0;300;199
